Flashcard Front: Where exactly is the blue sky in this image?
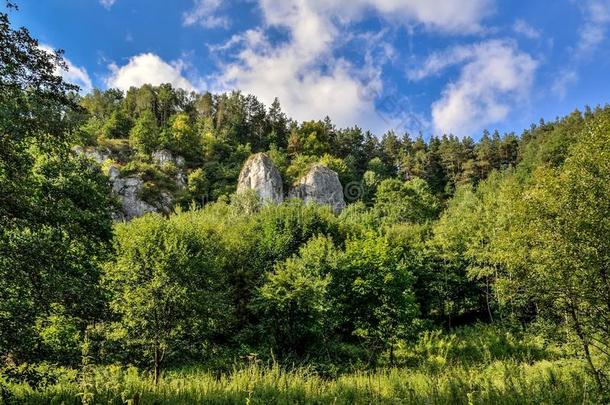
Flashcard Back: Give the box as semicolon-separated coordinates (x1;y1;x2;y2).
9;0;610;139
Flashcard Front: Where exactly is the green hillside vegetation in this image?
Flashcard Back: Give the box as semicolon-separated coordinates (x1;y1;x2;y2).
1;6;610;404
73;83;528;205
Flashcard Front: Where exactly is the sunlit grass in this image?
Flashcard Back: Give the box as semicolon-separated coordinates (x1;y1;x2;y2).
2;358;598;404
2;325;602;404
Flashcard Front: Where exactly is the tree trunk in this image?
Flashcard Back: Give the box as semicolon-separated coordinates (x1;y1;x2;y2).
154;345;161;385
569;304;604;392
486;277;494;323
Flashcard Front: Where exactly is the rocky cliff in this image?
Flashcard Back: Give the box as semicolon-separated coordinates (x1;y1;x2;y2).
236;153;284;204
74;146;181;221
288;164;346;213
73;147;347;220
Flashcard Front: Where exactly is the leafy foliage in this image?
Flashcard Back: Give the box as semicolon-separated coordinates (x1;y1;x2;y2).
0;7;113;362
104;213;229;380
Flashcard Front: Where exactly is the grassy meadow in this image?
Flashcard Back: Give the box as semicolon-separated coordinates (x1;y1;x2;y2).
3;360;596;405
1;325;604;404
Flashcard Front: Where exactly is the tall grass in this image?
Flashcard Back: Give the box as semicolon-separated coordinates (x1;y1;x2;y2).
1;358;599;404
2;325;601;404
392;324;563;369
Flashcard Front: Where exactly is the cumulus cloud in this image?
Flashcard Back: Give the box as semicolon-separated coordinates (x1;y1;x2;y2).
212;1;376;131
412;40;537;136
99;0;116;10
105;53;195;91
376;0;493;33
512;19;541;39
211;0;493;134
259;0;494;34
183;0;230;29
39;45;93;93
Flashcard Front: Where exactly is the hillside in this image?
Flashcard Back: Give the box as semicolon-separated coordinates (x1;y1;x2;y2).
71;84;604;224
71;84;562;220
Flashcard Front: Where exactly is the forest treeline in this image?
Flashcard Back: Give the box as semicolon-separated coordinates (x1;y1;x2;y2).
75;82;525;205
1;4;610;400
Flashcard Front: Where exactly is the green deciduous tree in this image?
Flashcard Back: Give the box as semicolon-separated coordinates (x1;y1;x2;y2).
255;235;336;356
331;234;419;362
373;178;440;226
103;213;229;382
129;109;159;154
492;110;610;390
164;112;199;157
0;8;113;361
101;109;132;140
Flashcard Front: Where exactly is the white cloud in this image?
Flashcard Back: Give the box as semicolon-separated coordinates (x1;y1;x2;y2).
414;40;538;136
39;45;93;93
61;61;93;94
212;2;379;131
257;0;494;34
105;53;195;92
374;0;494;33
551;69;579;100
407;44;477;81
548;1;610;99
183;0;230;29
211;0;493;134
99;0;116;10
208;30;266;53
576;0;610;56
512;19;541;39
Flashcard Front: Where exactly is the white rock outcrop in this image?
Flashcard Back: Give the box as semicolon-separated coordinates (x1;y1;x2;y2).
111;176;157;221
72;146;111;164
108;165;121;181
152;149;185;167
73;146;177;221
288;164;346;213
151;149;186;189
237;153;284;203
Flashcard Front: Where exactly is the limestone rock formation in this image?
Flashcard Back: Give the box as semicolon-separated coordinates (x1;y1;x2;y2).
111;176;157;221
108;165;121;181
72;146;177;221
152;149;186;189
152;149;185;167
237;153;283;203
289;164;346;213
72;146;111;164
